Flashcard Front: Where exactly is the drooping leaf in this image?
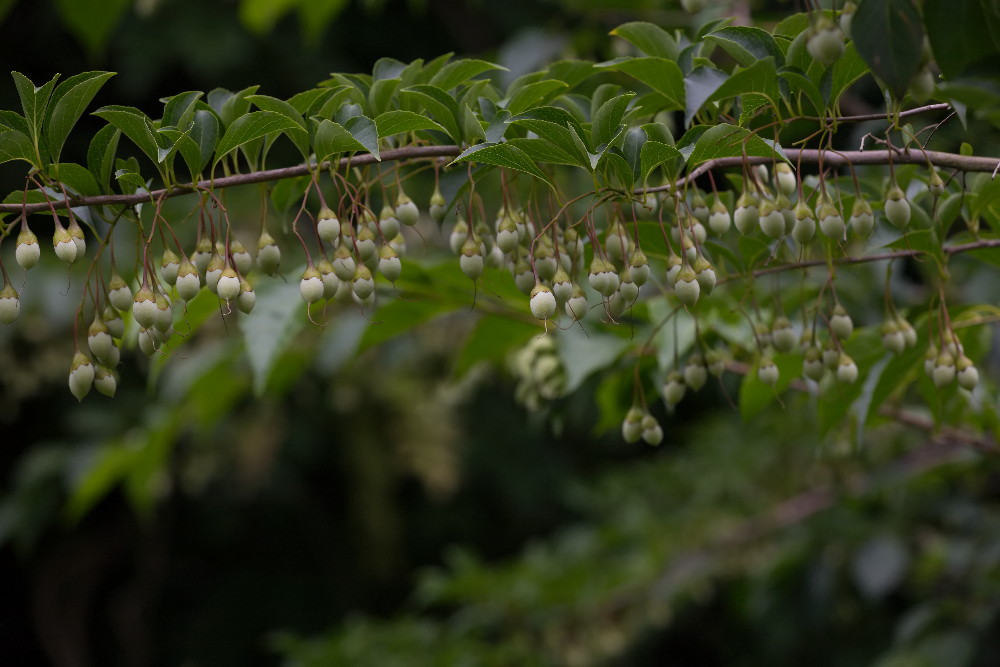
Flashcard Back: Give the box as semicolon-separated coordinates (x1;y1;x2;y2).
705;58;779;110
92;105;161;165
506;138;582;168
344;115;380;159
595;57;685;111
591;93;635;148
705;26;784;68
505;80;568;115
11;71;58;155
449;142;552;186
828;43;870;106
925;0;1000;80
240;278;307;397
45;71;115;164
639;140;682;181
401;85;462;142
47;163;99;197
684;66;729;126
213;111;302;165
374;110;447;139
189;110;219;176
0;130;37;166
609;21;679;60
454;315;538;378
687;123;789;166
313;119;367;162
430;59;506;92
55;0;129;56
852;0;925;100
87;124;120;190
359;298;455;355
247;94;310;157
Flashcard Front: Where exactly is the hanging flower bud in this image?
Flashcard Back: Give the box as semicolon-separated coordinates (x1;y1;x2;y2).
884;185;911;229
53;225;78;263
67;218;86;257
551;268;574;302
708;197;732;235
15;227;40;270
378;245;402;283
395;192;419;227
94;365;117;397
132;286;158;329
429;188;447;223
351;264;375;300
193;237;214;274
588;257;619;297
160;248;181;286
565;286;588;321
837;353;859;384
830;305;854;340
663;371;687;406
771;317;797;353
932;352;956;387
317;206;339;242
205;254;225;293
217;266;241;301
68;352;95;401
529;283;557;320
378;204;400;240
817;200;846;239
87;316;113;363
774;162;796;197
237;277;256;314
622;406;645;444
460;237;484;280
230;239;252;275
299;266;324;304
641;414;663;445
849;197;875;237
674;266;700;305
957;356;978;390
514;259;535;295
757;356;780;385
0;284;20;324
103;305;124;339
257;231;281;275
175;260;201;302
803;346;825;381
881;320;905;355
734;191;760;235
684;353;708;391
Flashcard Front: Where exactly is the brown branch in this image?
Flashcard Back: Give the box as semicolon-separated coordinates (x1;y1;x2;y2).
0;145;463;215
648;148;1000;194
803;102;952;124
4;144;998;216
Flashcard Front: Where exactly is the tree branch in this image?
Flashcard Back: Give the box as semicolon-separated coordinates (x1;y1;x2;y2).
3;145;998;216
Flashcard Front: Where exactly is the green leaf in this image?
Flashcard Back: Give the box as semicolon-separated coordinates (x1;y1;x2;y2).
344;115;380;159
779;67;825;115
359;298;455;354
92;105;160;165
208;85;260;129
47;163;99;197
45;71;115;163
510;118;590;170
505;80;568;115
313;119;368;161
454;315;537;377
214;111;302;165
11;71;58;157
591;93;634;148
738;94;770;126
374;110;446;138
546;60;596;90
705;26;784;68
599;149;634;190
828;43;870;106
401;85;462;142
189;110;219;176
609;21;679;60
0;130;37;166
240;278;307;397
430;59;506;92
238;0;296;33
449;143;552;186
506;138;581;167
368;77;399;116
853;0;925;100
739;353;803;419
160;91;204;128
55;0;129;56
687;124;789;166
298;0;349;44
925;0;1000;80
706;58;779;109
596;57;685;111
684;66;729;126
883;229;944;264
87;124;120;190
247;94;309;157
639;140;682;181
622;126;646;182
461;104;487;143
